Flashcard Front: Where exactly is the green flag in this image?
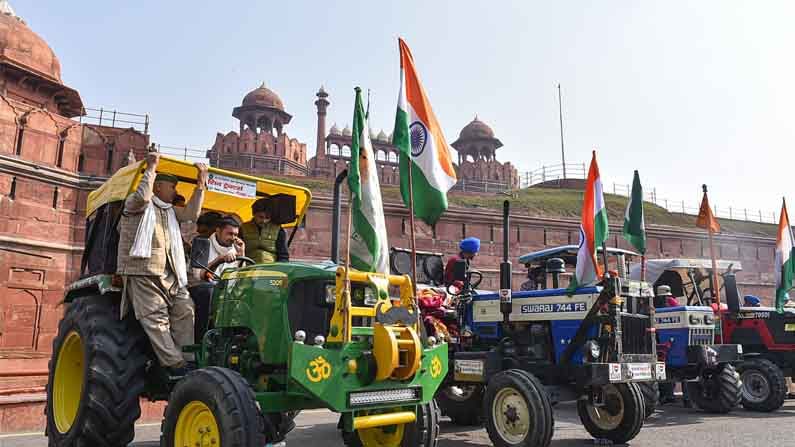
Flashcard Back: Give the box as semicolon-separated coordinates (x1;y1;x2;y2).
348;87;389;273
622;170;646;254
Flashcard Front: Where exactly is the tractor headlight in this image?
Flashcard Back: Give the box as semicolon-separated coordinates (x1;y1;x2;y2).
704;314;714;325
689;314;702;325
585;340;601;361
325;284;336;304
363;287;378;306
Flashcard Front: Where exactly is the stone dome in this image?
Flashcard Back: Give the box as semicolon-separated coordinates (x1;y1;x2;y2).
342;124;352;137
377;129;388;142
329;122;340;135
458;116;495;140
241;83;285;110
0;6;62;82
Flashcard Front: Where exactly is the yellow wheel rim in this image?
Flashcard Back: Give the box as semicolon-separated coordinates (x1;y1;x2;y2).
492;387;531;444
52;330;85;434
357;423;406;447
174;401;221;447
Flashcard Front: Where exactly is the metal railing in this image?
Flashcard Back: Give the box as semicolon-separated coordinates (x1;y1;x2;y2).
520;162;777;225
77;107;150;134
156;144;208;162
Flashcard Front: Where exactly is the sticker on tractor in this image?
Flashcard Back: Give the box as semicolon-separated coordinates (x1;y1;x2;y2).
499;289;512;304
207;173;257;198
430;355;443;378
786;323;795;332
628;363;652;380
454;359;485;382
520;302;587;314
609;363;622;382
655;363;667;380
306;356;332;383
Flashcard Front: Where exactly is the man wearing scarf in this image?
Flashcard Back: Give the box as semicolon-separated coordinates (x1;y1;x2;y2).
117;152;208;376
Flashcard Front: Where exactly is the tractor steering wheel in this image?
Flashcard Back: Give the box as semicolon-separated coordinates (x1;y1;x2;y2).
469;270;483;289
236;256;256;266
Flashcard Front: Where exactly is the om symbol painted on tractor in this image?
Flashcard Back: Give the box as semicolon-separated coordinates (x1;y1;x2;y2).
430;355;443;379
306;356;332;383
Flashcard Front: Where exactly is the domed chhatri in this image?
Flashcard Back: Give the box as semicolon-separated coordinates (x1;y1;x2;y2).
329;122;340;136
241;82;285;110
451;115;503;162
0;2;62;82
341;124;352;137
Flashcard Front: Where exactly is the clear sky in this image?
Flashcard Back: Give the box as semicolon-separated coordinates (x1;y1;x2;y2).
19;1;795;219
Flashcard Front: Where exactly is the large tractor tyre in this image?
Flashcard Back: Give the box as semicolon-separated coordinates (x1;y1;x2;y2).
577;383;645;445
342;400;440;447
45;295;148;447
687;363;742;414
638;381;659;418
161;367;273;447
436;385;484;426
738;358;787;412
483;369;554;447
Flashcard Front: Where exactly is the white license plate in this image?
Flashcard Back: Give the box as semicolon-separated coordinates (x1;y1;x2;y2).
455;359;484;376
609;363;622;382
656;363;667;380
628;363;653;380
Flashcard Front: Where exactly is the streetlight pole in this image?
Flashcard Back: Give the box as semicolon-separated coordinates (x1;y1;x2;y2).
558;83;566;179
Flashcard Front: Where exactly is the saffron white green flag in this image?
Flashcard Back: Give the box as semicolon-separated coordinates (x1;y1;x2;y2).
348;87;389;273
775;198;795;313
393;38;457;225
569;151;609;290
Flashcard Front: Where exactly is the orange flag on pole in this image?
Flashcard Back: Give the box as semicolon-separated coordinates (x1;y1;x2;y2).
696;186;721;233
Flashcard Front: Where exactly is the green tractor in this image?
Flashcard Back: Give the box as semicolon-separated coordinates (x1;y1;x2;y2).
46;159;448;447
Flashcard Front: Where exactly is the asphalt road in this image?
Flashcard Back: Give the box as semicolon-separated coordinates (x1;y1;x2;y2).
2;400;794;447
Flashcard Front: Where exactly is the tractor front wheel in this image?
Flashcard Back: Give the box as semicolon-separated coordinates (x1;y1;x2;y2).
738;358;786;412
161;367;272;447
483;369;554;447
687;363;742;414
342;400;440;447
436;385;484;426
45;295;148;447
577;383;645;444
638;381;659;418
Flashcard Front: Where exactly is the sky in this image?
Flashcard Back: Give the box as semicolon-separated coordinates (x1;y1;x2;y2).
18;1;795;219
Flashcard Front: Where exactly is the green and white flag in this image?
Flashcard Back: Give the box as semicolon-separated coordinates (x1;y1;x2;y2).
775;198;794;313
622;170;646;254
393;38;457;225
348;87;389;274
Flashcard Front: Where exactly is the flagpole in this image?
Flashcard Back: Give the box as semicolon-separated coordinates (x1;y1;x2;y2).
343;174;354;342
703;184;723;343
407;154;419;298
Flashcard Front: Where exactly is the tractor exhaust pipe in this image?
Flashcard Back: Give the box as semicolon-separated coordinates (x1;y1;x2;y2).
500;200;512;326
331;169;348;264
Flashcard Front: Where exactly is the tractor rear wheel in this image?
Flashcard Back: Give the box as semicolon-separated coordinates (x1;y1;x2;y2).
483;369;554;447
45;294;149;447
687;363;742;413
638;381;659;418
342;400;440;447
738;358;786;412
161;367;271;447
577;383;645;444
436;385;484;426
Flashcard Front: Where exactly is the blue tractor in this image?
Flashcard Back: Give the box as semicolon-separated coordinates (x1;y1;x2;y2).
401;202;663;447
627;259;745;413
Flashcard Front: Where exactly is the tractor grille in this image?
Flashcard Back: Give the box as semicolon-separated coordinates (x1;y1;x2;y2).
621;314;653;355
689;328;714;346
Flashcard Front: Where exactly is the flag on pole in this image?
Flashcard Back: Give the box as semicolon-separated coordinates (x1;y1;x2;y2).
622;170;646;254
775;198;795;313
570;151;609;290
696;190;721;233
393;38;457;226
348;87;390;274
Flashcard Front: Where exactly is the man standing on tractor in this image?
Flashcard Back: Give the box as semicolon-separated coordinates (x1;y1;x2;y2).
241;197;289;263
444;237;481;286
117;152;208;377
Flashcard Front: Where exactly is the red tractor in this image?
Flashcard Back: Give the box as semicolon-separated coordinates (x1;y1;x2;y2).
636;259;790;412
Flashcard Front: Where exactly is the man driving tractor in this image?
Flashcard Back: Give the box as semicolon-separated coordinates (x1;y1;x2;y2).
444;237;481;286
116;152;208;377
241;197;289;263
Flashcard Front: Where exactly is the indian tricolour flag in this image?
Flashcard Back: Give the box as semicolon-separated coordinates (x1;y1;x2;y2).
570;151;609;290
348;87;389;274
393;38;457;225
775;198;794;312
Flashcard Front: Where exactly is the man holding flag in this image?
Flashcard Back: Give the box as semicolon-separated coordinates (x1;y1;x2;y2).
348;87;389;274
569;151;609;291
775;198;794;313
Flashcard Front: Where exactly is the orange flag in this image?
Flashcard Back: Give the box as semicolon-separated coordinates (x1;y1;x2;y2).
696;186;721;233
